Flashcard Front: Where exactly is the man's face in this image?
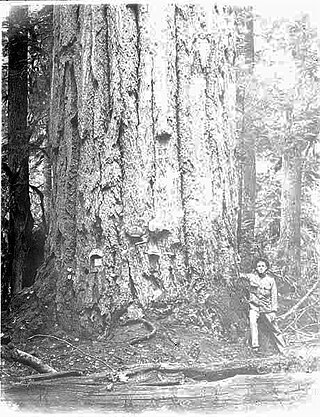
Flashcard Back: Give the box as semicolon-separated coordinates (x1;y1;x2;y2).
256;261;268;275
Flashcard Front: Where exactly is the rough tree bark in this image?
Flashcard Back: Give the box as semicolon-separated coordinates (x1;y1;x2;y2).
7;6;34;297
280;130;302;282
235;8;256;272
41;4;243;336
175;4;239;287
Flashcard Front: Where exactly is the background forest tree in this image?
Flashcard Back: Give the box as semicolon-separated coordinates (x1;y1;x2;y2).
2;5;52;306
252;16;320;286
1;3;319;341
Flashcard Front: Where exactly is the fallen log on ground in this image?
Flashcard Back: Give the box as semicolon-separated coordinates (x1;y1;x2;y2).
3;341;316;389
3;369;318;413
4;353;302;386
121;355;298;382
1;344;57;374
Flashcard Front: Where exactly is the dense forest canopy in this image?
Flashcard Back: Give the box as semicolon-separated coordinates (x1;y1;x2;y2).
1;2;319;342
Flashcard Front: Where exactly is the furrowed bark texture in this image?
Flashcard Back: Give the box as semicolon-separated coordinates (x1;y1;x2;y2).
234;8;256;271
7;6;34;296
46;4;240;335
175;4;238;285
280;144;302;281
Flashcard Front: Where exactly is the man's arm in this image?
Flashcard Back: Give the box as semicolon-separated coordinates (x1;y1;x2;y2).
239;273;259;288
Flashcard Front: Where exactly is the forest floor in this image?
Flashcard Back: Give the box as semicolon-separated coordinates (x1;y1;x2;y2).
1;308;320;415
1;309;320;381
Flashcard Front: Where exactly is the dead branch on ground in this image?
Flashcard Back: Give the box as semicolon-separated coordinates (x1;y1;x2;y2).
282;305;310;333
18;370;83;382
1;344;57;374
278;279;319;322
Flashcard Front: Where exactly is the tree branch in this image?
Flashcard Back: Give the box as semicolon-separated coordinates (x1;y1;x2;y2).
18;370;83;381
1;344;57;374
278;279;319;321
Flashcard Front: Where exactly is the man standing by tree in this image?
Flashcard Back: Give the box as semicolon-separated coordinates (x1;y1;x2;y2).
241;258;286;354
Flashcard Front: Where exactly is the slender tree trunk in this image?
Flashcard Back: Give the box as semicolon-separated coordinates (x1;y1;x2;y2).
235;8;256;271
43;4;242;336
7;6;33;296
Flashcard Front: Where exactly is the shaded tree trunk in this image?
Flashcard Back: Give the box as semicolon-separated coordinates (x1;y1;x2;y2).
43;4;242;336
7;6;33;297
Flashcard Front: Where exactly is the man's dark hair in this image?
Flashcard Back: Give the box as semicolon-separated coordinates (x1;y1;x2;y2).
254;257;270;270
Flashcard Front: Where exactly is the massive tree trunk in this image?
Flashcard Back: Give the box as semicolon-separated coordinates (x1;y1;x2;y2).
280;136;302;282
44;4;241;336
175;5;239;287
235;8;256;272
7;6;33;296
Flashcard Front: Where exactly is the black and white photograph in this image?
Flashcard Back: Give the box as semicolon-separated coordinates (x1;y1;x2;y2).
1;1;320;415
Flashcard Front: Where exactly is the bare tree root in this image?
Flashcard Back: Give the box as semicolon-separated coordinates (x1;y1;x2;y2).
278;279;319;322
28;334;116;373
1;344;57;374
122;318;157;345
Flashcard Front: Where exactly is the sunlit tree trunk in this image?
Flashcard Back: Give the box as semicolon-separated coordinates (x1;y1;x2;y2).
280;111;302;282
279;18;311;283
7;6;33;296
43;4;241;336
175;5;239;287
235;8;256;271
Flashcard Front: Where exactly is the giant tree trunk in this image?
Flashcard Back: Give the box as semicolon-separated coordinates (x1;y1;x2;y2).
7;6;33;296
175;5;239;287
235;8;256;272
280;141;302;281
44;4;241;336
